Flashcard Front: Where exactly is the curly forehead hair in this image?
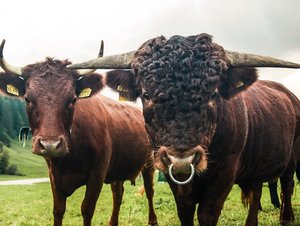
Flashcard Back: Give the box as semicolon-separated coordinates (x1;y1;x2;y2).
131;33;229;104
130;34;231;147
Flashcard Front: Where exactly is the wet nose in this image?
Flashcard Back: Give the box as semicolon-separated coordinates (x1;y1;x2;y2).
33;135;68;158
39;138;61;152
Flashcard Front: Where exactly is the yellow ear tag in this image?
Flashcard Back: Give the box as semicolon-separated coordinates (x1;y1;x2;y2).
6;84;19;96
79;88;92;98
117;86;129;101
236;81;244;88
117;85;127;92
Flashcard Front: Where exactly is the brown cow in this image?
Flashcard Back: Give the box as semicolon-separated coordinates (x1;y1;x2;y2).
68;33;300;226
0;40;158;226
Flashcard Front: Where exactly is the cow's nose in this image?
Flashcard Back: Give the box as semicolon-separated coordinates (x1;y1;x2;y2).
39;138;61;152
33;135;68;158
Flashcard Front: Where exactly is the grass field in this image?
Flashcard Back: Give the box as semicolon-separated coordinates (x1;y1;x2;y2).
0;140;300;225
0;139;48;180
0;178;300;225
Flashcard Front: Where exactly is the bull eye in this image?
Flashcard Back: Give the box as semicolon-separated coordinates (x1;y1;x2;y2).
143;92;151;101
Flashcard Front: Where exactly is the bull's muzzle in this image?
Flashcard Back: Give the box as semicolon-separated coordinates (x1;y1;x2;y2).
156;145;207;185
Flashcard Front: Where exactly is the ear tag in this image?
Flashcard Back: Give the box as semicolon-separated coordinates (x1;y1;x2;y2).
117;86;129;101
117;85;128;92
79;88;92;98
6;84;19;96
236;81;244;88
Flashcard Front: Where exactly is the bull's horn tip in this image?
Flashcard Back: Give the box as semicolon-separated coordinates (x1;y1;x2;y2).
0;39;6;53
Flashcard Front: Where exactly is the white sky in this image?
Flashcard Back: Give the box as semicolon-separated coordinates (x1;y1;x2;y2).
1;0;300;98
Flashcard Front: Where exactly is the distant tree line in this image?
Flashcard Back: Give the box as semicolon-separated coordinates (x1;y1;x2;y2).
0;95;28;175
0;95;29;146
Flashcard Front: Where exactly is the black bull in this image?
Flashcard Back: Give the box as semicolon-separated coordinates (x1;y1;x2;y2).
69;33;300;226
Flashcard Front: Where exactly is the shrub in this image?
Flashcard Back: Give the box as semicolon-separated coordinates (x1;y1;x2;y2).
0;149;21;175
0;150;10;173
6;164;19;175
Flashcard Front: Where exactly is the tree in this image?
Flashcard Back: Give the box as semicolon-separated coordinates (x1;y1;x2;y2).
0;95;29;143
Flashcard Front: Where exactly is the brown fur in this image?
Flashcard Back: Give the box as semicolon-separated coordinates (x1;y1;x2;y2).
0;58;158;226
105;33;300;226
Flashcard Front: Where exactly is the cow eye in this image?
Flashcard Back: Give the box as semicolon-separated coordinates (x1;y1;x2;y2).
24;97;35;110
25;97;31;105
71;97;77;105
68;97;77;108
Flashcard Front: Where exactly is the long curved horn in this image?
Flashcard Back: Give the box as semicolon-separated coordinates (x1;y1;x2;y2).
77;40;105;75
225;50;300;68
68;47;300;70
68;51;135;70
0;39;24;75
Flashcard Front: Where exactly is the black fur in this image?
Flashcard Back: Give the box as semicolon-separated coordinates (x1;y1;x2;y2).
129;33;257;149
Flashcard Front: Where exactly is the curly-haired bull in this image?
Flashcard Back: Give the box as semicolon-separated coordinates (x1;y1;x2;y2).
0;40;158;226
69;33;300;226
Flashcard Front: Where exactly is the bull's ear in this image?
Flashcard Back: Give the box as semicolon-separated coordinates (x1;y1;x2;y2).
218;67;258;99
76;73;104;98
0;72;26;97
105;69;139;101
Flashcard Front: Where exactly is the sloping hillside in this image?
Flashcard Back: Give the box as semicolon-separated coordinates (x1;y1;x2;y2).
0;139;48;180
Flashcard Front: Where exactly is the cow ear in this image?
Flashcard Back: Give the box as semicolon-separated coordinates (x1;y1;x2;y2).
105;69;139;101
0;72;26;97
218;67;258;99
76;73;104;98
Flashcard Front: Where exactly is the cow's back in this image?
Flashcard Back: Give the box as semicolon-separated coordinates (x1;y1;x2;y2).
234;80;296;183
261;80;300;137
261;80;300;173
73;94;150;183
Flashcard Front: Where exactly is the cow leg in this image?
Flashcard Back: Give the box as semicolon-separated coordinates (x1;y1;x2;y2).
197;159;238;226
175;195;196;226
241;184;262;226
81;176;104;226
141;166;158;226
108;182;124;226
49;177;66;226
196;184;232;226
279;165;295;225
167;178;196;226
268;181;280;209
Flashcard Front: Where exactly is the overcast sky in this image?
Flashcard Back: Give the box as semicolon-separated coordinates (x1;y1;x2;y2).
1;0;300;98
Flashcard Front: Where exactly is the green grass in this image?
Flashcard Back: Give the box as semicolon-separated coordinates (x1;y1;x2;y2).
0;139;48;180
0;141;299;225
0;177;300;225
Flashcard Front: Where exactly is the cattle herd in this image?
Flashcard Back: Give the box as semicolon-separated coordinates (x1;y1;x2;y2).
0;33;300;226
